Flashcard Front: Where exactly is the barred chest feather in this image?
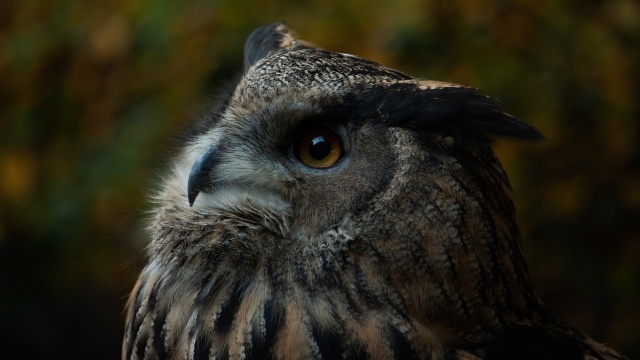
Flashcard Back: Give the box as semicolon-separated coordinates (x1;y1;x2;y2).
124;208;451;360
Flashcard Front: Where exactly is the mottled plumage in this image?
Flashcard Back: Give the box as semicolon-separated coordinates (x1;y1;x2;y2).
123;23;627;359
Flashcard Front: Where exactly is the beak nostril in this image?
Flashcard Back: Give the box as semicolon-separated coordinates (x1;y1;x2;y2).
187;145;218;206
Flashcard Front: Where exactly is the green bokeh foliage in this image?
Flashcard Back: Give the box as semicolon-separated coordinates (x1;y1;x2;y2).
0;0;638;358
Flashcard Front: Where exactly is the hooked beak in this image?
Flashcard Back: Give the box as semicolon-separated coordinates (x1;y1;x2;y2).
187;145;218;206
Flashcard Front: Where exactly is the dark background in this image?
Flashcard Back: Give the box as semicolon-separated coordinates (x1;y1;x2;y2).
1;0;638;358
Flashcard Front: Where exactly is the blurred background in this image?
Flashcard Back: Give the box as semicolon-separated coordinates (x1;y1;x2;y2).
0;0;638;358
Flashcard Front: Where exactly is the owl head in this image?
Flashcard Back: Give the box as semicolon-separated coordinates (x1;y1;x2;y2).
175;22;540;230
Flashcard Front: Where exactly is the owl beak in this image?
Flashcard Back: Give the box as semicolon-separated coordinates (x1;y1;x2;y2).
187;145;218;207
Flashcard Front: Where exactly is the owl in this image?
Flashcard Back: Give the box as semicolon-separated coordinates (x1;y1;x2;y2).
123;23;628;359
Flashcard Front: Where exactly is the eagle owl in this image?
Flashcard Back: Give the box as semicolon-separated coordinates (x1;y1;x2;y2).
123;23;627;359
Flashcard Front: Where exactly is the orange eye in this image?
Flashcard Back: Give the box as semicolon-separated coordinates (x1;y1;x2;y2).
295;126;343;168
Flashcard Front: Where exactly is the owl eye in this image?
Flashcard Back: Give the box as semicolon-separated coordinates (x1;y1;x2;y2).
294;126;343;168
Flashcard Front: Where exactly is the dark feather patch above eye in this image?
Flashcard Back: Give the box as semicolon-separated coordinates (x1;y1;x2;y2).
348;84;543;142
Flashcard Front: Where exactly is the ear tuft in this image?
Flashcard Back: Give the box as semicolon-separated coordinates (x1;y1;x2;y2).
244;23;303;69
350;84;543;142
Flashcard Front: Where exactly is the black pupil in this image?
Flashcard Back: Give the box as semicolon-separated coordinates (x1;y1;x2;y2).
309;136;331;160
